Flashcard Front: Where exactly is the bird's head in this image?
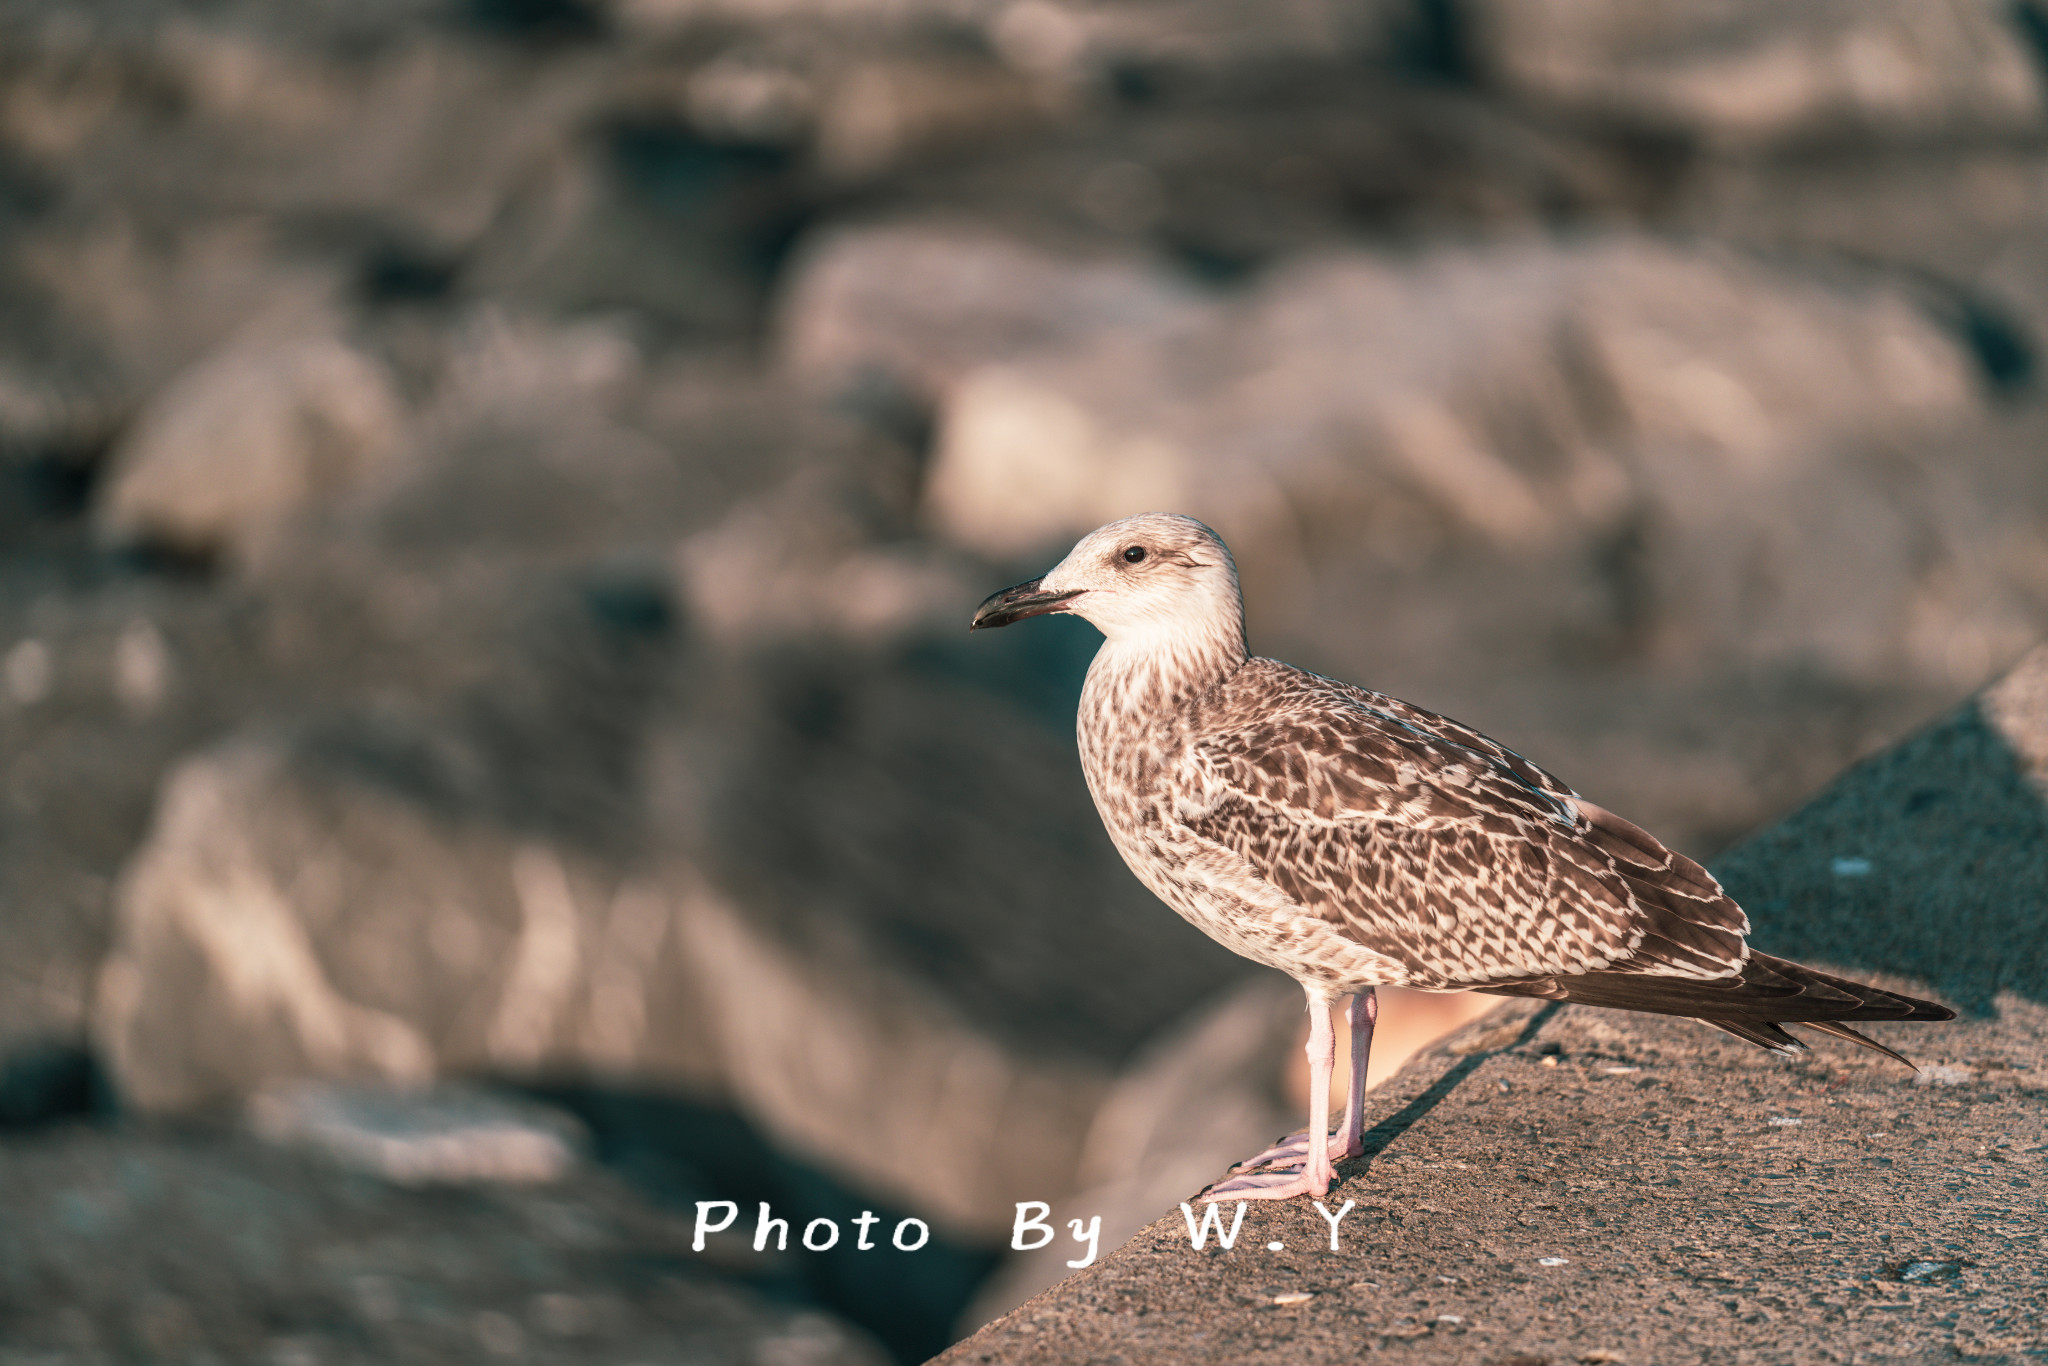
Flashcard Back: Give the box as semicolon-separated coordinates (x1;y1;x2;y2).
969;513;1245;649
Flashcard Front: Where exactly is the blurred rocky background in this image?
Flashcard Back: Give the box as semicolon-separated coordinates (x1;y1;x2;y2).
2;0;2047;1360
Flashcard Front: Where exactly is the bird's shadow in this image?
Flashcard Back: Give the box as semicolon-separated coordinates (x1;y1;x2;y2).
1341;1002;1562;1177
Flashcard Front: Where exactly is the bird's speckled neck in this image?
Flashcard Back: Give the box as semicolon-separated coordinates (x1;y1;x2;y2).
1079;609;1248;728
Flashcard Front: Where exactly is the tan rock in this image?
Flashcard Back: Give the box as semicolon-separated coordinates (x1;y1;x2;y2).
1469;0;2046;149
94;736;724;1114
814;56;1051;180
96;333;404;564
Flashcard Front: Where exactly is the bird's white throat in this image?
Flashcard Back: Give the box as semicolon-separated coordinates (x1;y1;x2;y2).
1080;617;1248;722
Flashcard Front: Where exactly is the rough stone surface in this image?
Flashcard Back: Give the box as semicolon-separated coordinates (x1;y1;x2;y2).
961;982;1507;1331
0;1121;889;1366
938;645;2048;1365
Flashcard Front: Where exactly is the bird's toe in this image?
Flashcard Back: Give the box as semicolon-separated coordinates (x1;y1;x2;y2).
1203;1168;1332;1201
1232;1131;1313;1172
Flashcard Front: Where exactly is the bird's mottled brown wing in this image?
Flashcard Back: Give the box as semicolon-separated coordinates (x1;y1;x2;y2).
1178;661;1748;989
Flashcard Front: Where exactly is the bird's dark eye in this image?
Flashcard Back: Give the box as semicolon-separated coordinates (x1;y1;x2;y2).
1122;545;1147;564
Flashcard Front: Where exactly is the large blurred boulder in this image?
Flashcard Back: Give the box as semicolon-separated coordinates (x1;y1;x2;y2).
1467;0;2048;150
0;5;574;391
924;234;1977;557
1664;144;2048;380
917;233;2021;684
96;329;405;565
244;318;710;694
96;386;701;1106
778;219;1204;405
855;226;2048;853
95;695;710;1112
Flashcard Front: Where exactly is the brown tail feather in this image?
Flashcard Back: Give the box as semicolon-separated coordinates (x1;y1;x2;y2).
1704;1019;1805;1055
1798;1019;1919;1069
1476;951;1953;1067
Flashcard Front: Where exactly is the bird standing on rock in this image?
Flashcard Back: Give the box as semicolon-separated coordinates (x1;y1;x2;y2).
971;513;1954;1202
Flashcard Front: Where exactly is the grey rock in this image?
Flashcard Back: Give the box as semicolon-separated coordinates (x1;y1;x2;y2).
777;218;1205;406
88;608;1262;1237
896;227;2048;852
674;473;977;647
249;378;704;704
93;430;1255;1239
1666;147;2048;380
0;1122;888;1366
0;275;127;467
1715;644;2048;1016
939;643;2048;1365
917;234;2040;760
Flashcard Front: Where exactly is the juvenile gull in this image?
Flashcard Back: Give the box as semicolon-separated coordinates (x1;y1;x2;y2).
971;513;1954;1201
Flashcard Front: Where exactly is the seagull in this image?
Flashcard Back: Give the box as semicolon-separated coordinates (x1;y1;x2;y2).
971;513;1954;1201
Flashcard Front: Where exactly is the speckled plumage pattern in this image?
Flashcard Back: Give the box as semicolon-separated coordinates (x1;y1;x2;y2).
973;513;1952;1198
1091;656;1752;995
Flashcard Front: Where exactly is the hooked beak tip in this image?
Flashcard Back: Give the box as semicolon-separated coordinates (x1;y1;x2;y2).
970;578;1083;631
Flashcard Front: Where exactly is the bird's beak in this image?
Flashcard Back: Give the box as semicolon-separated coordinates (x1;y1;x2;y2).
970;577;1084;631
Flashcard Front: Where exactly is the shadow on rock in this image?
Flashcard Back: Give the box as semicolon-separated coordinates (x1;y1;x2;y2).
1714;646;2048;1014
528;1085;1000;1366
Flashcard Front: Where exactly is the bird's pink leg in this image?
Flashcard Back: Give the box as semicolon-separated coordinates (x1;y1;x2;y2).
1333;987;1378;1159
1204;990;1337;1201
1228;987;1379;1173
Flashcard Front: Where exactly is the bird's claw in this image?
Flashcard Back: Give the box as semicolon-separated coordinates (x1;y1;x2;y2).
1231;1129;1361;1173
1202;1167;1333;1201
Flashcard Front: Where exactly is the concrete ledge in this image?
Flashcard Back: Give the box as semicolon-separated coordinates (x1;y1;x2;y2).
938;648;2048;1365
